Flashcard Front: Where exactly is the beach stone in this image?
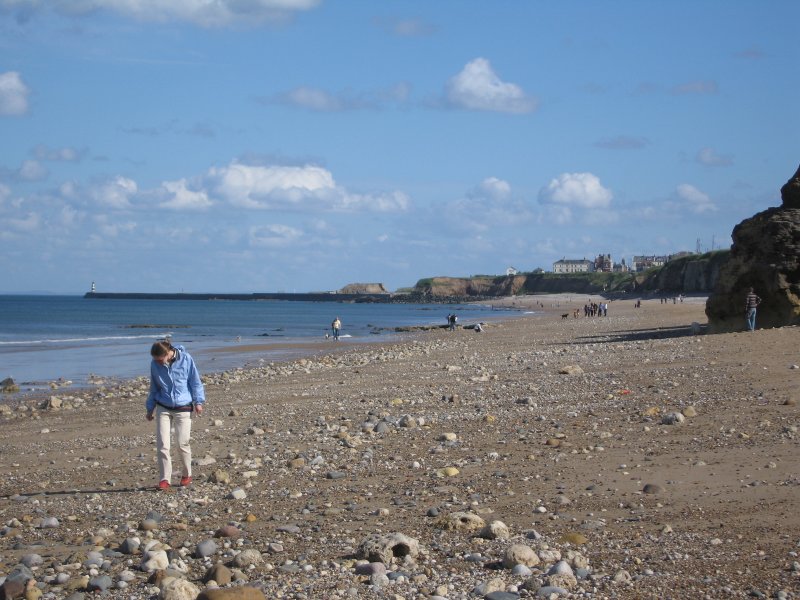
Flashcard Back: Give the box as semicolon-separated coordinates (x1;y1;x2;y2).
435;511;485;532
1;377;20;392
478;519;511;540
209;469;230;484
613;569;632;584
682;406;698;417
20;554;43;568
228;488;247;500
511;564;533;577
643;483;664;495
196;586;267;600
356;532;420;564
354;562;387;576
119;537;141;554
87;575;112;593
546;562;577;589
435;466;459;477
160;578;200;600
502;544;540;568
473;577;505;596
534;586;569;597
661;412;685;425
39;517;59;528
287;457;305;469
233;549;262;568
195;539;218;558
215;524;241;538
558;365;583;375
205;563;233;585
560;532;587;545
485;592;520;600
141;550;169;572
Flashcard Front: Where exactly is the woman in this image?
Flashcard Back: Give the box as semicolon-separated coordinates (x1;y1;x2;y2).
146;340;205;490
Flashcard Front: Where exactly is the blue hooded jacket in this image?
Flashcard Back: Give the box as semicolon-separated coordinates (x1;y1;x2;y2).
146;344;205;413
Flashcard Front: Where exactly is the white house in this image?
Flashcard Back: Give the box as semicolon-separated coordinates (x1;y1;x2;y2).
553;258;593;274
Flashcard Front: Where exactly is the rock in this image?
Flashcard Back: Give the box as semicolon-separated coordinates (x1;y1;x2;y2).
160;578;200;600
196;588;267;600
434;511;486;532
215;524;241;538
209;470;230;484
205;563;233;585
87;575;112;592
478;519;511;540
232;549;262;568
435;466;459;477
356;532;420;564
141;549;169;572
228;488;247;500
560;532;587;545
661;412;685;425
1;377;20;393
682;406;698;417
195;539;218;558
558;365;583;375
502;544;540;568
706;164;800;331
643;483;664;494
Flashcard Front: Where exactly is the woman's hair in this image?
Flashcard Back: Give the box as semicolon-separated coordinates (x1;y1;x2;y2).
150;340;174;358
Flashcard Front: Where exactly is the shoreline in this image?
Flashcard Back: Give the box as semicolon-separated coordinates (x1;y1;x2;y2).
1;293;798;598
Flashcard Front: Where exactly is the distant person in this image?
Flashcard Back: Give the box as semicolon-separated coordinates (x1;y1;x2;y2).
331;317;341;340
448;313;457;331
745;287;762;331
474;322;483;333
146;340;205;491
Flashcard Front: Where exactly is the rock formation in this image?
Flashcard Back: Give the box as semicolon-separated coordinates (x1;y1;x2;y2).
338;282;388;294
705;164;800;332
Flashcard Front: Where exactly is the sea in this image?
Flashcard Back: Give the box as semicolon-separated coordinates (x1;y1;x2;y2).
0;295;526;393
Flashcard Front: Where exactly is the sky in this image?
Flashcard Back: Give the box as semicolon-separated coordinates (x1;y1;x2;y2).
1;1;797;294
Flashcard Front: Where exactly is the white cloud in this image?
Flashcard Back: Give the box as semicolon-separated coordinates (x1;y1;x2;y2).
249;224;302;247
277;87;344;112
471;177;511;201
696;147;733;167
373;16;435;37
677;183;716;213
18;160;48;181
91;176;138;209
8;211;40;232
337;190;410;212
538;172;613;209
33;144;83;162
208;162;409;212
269;82;411;112
210;163;336;209
6;0;322;28
445;58;537;114
160;178;212;210
0;71;30;116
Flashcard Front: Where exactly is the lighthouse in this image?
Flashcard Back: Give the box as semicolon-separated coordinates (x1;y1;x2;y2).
91;281;96;292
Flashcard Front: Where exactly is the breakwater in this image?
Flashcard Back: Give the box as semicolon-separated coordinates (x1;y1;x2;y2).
84;291;392;302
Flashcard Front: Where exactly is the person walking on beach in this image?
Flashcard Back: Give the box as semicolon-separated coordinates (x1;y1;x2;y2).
146;340;205;491
331;317;341;340
745;287;762;331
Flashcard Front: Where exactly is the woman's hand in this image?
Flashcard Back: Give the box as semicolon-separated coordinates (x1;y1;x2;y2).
195;404;204;416
146;411;154;421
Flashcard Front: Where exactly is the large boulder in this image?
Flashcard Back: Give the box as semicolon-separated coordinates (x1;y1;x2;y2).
705;164;800;332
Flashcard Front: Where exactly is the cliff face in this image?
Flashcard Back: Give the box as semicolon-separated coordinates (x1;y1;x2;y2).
706;164;800;332
637;251;728;293
339;283;388;294
413;257;726;299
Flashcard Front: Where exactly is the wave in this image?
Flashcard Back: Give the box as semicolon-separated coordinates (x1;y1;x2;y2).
0;333;171;346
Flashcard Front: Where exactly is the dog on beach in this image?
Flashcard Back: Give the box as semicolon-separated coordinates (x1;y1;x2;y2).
561;313;569;320
573;309;580;318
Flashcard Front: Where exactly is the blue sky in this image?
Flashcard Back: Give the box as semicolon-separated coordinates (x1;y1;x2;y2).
1;1;797;294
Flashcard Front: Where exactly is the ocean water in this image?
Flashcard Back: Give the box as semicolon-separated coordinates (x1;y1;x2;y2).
0;295;523;391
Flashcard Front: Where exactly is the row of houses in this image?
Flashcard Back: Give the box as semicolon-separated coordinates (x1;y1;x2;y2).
549;252;692;274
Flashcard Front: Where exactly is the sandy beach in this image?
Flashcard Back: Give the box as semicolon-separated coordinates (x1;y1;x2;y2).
1;294;798;600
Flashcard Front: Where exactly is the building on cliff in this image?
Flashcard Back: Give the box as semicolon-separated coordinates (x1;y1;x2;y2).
553;258;592;273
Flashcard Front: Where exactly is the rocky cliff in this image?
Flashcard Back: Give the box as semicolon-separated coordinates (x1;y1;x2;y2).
637;251;728;293
705;164;800;332
339;283;388;294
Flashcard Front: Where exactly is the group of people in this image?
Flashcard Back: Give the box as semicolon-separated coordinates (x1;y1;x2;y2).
144;287;765;491
446;313;458;330
583;302;608;317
